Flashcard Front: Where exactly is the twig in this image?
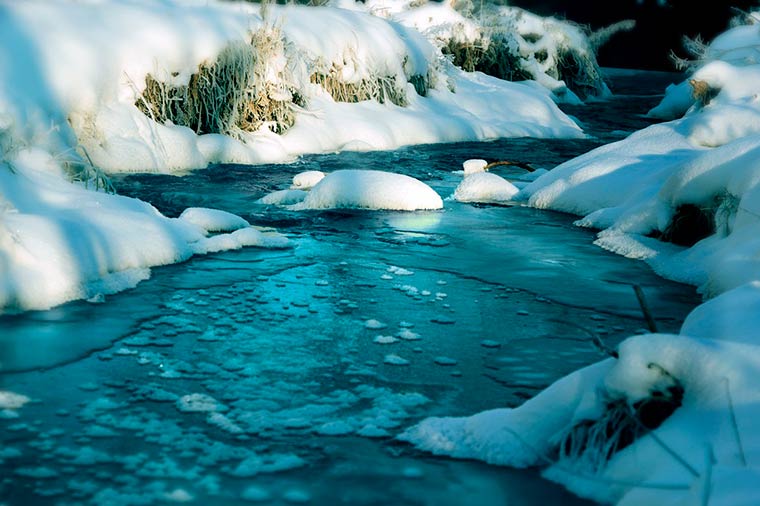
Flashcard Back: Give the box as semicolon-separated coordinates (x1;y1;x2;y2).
701;444;715;506
633;285;658;333
723;377;747;466
500;426;690;490
625;404;699;478
547;318;618;358
483;160;536;172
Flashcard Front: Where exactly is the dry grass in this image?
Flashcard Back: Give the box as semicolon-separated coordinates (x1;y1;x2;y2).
60;146;115;194
555;46;607;99
137;25;303;137
558;376;684;474
442;34;531;82
310;72;409;106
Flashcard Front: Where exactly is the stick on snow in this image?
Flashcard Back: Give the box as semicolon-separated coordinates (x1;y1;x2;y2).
633;285;658;333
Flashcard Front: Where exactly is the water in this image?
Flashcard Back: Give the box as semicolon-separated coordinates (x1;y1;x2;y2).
0;70;696;505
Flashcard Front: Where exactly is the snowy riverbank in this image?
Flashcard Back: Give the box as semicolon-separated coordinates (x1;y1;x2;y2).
0;0;588;312
405;10;760;506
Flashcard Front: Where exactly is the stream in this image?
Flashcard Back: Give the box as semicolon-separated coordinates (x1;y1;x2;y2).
0;69;698;505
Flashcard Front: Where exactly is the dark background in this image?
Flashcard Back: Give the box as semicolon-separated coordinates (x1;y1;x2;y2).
506;0;758;70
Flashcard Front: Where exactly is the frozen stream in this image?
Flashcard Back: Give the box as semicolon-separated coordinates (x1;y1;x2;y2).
0;70;697;505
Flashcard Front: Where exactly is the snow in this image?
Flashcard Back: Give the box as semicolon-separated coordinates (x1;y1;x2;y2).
176;394;226;413
291;171;326;190
0;0;583;175
257;189;308;206
453;172;520;204
178;208;249;233
0;150;290;312
403;14;760;506
365;1;610;103
291;170;444;211
462;159;488;175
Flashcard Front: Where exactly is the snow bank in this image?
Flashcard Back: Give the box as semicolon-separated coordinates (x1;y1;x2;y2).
292;170;443;211
404;330;760;505
0;150;288;313
648;11;760;120
404;15;760;506
0;0;583;177
519;74;760;297
360;0;619;102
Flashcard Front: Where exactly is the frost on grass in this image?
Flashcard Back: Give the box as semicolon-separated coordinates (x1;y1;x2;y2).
137;24;303;137
377;1;629;102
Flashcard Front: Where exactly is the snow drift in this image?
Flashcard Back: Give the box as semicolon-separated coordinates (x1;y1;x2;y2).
285;170;444;211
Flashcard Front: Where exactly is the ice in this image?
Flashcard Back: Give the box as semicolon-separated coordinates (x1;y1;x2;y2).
0;390;30;410
397;329;421;341
384;354;410;366
434;357;458;366
163;489;194;503
316;420;354;436
176;394;226;413
374;335;399;344
364;319;387;330
480;340;501;348
291;170;444;211
241;486;272;502
231;454;307;477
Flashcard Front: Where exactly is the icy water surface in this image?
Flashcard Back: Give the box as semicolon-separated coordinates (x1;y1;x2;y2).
0;71;696;505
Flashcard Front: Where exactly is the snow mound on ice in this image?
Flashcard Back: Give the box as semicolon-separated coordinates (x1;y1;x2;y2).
179;207;249;233
292;170;443;211
453;172;519;204
0;150;289;313
462;159;487;175
291;171;326;190
257;189;308;206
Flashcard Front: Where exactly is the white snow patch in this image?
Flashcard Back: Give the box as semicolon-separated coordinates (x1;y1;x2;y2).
178;208;249;233
291;171;326;190
453;172;519;204
291;170;443;211
0;391;30;410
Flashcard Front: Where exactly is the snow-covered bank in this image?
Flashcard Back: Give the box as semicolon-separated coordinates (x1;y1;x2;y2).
404;12;760;506
354;0;626;103
0;150;289;312
0;0;583;175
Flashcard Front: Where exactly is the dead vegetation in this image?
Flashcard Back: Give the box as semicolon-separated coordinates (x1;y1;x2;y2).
137;25;303;137
310;72;410;106
442;33;532;82
559;367;684;473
